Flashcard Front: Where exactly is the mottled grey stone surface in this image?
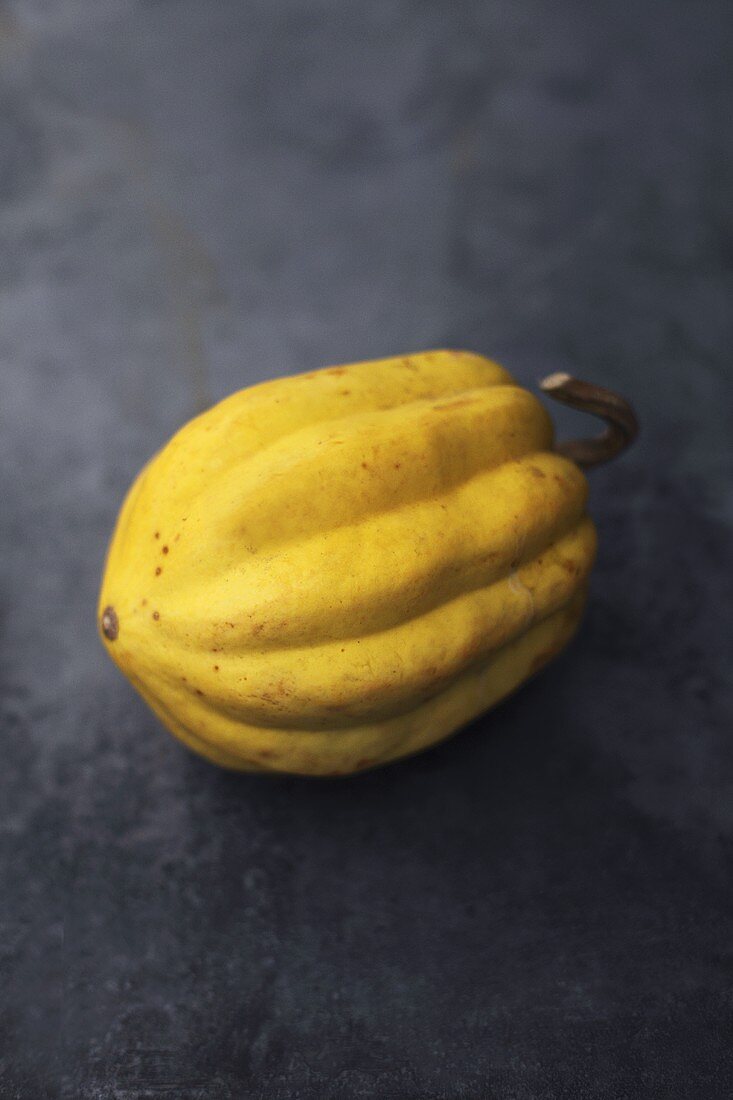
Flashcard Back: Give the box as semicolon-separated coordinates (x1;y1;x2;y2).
1;1;732;1097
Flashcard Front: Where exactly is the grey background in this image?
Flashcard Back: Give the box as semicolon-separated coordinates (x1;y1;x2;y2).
2;1;732;1097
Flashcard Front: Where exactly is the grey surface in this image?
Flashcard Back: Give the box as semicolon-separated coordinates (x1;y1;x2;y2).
2;1;732;1097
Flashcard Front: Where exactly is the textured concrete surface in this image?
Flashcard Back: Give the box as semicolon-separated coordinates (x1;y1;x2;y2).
2;1;732;1096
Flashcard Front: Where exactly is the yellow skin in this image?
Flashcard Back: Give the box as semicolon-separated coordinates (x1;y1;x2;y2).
98;350;596;775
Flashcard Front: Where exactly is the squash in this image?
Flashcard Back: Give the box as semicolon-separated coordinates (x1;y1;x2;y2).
98;350;637;775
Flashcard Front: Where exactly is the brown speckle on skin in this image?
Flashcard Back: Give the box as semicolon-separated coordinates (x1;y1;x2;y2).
155;566;162;576
530;646;562;674
326;367;346;376
259;749;276;759
460;641;483;665
213;665;219;671
141;598;148;606
101;606;119;641
154;531;160;539
152;611;160;621
433;397;476;411
529;465;546;479
162;545;169;554
195;688;205;696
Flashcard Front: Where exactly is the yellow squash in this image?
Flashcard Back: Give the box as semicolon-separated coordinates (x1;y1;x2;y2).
98;350;637;775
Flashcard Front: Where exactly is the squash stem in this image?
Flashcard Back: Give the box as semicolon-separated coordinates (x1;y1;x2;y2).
539;373;639;469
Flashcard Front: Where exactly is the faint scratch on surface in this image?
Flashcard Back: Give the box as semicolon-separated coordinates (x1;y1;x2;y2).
148;200;220;415
0;7;33;72
452;124;477;175
42;107;223;416
114;118;224;416
0;8;19;42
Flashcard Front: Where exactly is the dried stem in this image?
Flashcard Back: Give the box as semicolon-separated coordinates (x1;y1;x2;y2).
539;373;639;469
